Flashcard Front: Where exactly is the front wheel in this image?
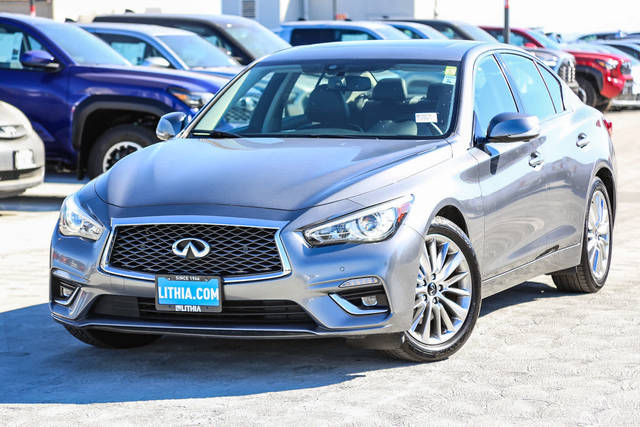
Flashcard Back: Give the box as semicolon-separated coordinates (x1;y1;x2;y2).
385;217;482;362
87;124;157;178
552;178;613;293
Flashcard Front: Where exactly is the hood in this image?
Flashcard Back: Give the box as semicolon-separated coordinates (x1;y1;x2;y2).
197;65;245;79
96;137;451;210
73;64;230;93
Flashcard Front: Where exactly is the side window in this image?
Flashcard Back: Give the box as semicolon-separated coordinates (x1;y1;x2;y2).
397;28;421;39
500;54;556;120
489;30;526;46
290;29;335;46
473;55;518;137
336;30;375;41
539;66;564;112
93;33;163;66
0;23;51;70
437;25;465;40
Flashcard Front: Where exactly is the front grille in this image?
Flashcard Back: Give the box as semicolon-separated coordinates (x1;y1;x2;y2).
557;59;576;84
621;61;632;76
107;224;283;278
90;295;315;326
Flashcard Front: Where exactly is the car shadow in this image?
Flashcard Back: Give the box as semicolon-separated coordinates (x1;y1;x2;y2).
0;281;565;404
0;195;66;213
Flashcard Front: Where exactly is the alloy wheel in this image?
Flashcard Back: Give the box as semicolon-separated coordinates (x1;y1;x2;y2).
409;234;472;346
587;189;611;281
102;141;144;173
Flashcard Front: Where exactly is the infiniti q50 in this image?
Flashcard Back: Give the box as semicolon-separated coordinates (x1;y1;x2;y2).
50;40;616;361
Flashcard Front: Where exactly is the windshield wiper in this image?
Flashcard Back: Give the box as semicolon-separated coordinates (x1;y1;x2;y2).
190;130;242;139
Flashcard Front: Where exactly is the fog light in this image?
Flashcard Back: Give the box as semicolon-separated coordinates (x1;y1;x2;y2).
59;285;74;298
361;295;378;306
339;277;380;288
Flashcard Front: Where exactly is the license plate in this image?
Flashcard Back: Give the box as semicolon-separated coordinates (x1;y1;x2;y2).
155;275;222;313
13;149;36;170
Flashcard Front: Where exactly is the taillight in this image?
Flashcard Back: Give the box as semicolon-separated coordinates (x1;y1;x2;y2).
603;118;613;137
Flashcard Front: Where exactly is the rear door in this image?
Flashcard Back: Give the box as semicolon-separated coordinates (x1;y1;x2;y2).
470;53;552;280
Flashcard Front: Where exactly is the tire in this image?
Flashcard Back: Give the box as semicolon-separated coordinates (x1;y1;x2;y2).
384;217;482;362
87;124;157;178
596;99;612;112
576;75;598;108
64;325;162;349
552;178;613;293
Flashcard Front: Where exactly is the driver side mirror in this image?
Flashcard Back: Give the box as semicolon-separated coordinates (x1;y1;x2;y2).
156;112;187;141
20;50;60;70
486;112;540;142
141;56;171;68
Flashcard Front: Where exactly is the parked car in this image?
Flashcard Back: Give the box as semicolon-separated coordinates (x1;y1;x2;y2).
577;31;628;42
395;19;497;42
583;42;640;107
276;21;408;45
50;40;616;362
380;21;447;40
0;14;229;178
0;100;44;197
480;26;631;110
93;14;291;65
81;23;243;79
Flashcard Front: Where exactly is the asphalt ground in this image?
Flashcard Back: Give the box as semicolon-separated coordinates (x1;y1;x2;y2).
0;110;639;426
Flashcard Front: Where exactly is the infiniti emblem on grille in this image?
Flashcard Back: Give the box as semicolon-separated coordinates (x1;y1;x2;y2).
171;238;211;259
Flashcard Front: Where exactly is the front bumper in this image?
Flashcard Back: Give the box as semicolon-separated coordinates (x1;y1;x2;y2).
0;132;45;195
611;79;640;107
50;212;424;339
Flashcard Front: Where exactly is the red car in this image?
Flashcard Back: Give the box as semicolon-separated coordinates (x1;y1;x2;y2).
482;26;633;110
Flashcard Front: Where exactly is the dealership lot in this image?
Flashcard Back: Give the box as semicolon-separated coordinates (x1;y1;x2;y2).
0;110;638;424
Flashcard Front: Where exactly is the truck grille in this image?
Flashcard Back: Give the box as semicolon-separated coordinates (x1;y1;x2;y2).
620;61;632;76
557;59;576;83
107;224;283;278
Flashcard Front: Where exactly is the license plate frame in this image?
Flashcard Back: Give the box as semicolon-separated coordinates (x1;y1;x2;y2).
13;149;36;170
155;275;223;313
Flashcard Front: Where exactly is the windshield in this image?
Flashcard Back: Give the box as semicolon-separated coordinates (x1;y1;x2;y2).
224;22;290;58
459;23;497;42
527;29;562;50
158;34;238;68
40;24;129;66
191;60;459;139
374;25;411;40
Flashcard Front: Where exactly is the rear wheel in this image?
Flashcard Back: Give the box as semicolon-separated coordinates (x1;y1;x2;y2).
552;178;612;293
64;325;162;348
87;124;157;178
385;217;482;362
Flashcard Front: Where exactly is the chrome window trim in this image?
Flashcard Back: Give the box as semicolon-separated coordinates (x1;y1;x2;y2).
99;216;292;283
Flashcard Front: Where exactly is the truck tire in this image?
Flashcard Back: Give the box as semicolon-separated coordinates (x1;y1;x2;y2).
576;75;598;108
87;124;157;178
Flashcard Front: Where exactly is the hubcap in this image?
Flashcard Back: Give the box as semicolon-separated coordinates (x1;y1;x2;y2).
410;234;472;346
102;141;144;173
587;190;610;281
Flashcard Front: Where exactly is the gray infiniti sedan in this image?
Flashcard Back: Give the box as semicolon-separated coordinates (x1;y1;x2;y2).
0;101;44;197
50;40;616;362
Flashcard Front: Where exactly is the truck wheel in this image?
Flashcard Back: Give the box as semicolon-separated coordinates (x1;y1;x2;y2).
87;124;157;178
576;76;598;107
596;99;612;112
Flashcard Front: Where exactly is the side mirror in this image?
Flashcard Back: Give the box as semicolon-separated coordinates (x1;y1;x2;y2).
486;112;540;142
20;50;60;70
141;56;170;68
156;112;187;141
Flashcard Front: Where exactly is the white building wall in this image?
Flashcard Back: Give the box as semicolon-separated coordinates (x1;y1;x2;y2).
51;0;221;22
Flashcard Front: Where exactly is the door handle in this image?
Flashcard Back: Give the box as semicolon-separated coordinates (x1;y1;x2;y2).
529;152;544;168
576;132;590;148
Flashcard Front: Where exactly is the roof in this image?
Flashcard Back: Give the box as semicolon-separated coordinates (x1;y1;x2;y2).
280;20;398;31
80;22;193;37
260;39;492;63
94;13;260;26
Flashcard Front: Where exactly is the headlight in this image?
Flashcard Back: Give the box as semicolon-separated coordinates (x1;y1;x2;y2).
595;58;619;71
59;195;104;241
533;51;559;68
303;196;413;246
169;88;214;110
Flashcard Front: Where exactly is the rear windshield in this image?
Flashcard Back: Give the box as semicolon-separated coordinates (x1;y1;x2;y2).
158;34;238;67
191;60;459;139
40;24;129;66
224;22;290;58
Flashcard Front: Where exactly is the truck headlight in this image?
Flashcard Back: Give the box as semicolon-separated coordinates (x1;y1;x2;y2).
59;195;104;241
169;88;214;110
303;196;413;246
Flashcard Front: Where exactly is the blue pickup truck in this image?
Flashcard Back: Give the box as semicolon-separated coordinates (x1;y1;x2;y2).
0;14;228;177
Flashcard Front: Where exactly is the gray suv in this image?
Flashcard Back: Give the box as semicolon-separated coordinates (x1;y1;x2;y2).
50;41;616;362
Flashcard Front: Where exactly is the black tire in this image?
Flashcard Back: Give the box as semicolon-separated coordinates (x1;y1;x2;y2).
552;178;613;293
384;217;482;362
576;75;598;108
596;98;612;112
64;325;162;349
87;124;157;178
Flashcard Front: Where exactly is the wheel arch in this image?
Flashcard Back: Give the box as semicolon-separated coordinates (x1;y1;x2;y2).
72;96;172;177
575;66;603;93
594;166;616;223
